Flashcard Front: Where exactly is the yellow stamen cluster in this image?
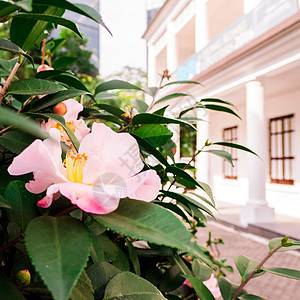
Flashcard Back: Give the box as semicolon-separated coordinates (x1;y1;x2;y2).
54;121;76;133
65;151;87;183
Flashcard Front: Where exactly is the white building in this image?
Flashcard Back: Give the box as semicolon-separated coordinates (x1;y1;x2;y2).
143;0;300;225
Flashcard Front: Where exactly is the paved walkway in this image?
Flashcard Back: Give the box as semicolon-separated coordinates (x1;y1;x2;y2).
196;221;300;300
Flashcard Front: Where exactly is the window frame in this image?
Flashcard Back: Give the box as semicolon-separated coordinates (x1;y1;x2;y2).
223;126;238;180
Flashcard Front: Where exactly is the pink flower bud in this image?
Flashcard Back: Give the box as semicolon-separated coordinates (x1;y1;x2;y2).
37;64;53;73
53;102;67;116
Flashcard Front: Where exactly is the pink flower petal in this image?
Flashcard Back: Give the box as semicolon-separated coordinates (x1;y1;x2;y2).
81;123;144;183
8;129;66;194
63;99;83;121
44;182;120;214
126;170;161;202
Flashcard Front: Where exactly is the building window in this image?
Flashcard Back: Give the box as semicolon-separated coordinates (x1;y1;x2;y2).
223;126;238;179
269;114;294;185
180;125;197;159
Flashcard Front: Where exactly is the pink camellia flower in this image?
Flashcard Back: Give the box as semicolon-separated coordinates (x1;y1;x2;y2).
37;64;53;72
203;274;221;298
184;274;221;299
8;123;161;214
42;99;90;146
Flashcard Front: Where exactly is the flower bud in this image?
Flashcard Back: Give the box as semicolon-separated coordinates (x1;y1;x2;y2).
37;64;53;73
53;102;67;116
15;269;31;288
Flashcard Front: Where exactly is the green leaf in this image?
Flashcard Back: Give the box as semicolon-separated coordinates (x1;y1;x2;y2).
0;57;19;72
155;93;191;105
213;142;258;156
184;275;216;300
132;99;148;113
134;124;173;148
132;113;196;130
195;181;215;206
126;237;141;275
95;103;126;120
0;129;35;154
0;273;26;300
218;277;246;300
0;2;19;19
239;295;266;300
52;56;79;69
69;270;94;300
0;194;11;209
31;89;91;111
89;231;105;263
202;104;241;119
95;79;144;95
15;0;33;11
7;78;66;95
161;80;202;88
268;237;300;252
86;261;121;296
93;199;213;267
131;134;169;166
166;166;199;187
234;255;261;281
159;265;185;293
192;259;212;281
103;271;166;300
0;38;34;65
95;91;121;100
156;202;189;223
4;181;39;231
0;107;48;140
204;149;233;166
200;98;235;106
85;113;123;126
264;267;300;280
25;216;91;300
10;6;64;51
13;13;82;38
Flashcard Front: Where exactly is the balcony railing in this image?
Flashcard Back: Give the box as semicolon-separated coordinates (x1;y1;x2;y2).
173;0;298;81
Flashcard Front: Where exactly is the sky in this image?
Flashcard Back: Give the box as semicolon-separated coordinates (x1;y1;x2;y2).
99;0;148;78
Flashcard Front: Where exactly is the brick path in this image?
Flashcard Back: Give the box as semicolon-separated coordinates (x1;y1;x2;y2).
196;222;300;300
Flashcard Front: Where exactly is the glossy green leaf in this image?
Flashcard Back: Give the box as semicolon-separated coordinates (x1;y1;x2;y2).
264;267;300;280
86;113;123;126
52;56;79;69
95;79;144;95
0;38;34;65
203;104;241;119
131;134;169;166
132;99;148;113
155;93;190;105
31;89;91;111
184;275;216;300
95;103;126;119
36;70;89;92
0;273;26;300
0;57;19;72
132;113;196;130
25;216;90;300
239;295;266;300
200;98;235;106
153;105;169;116
196;181;215;206
218;277;246;300
0;129;35;154
159;265;185;293
161;80;202;88
13;13;82;38
0;2;19;19
268;237;300;252
166;166;199;187
89;231;105;263
204;149;233;166
234;255;261;281
0;194;11;209
69;270;94;300
192;259;212;281
4;181;39;231
134;124;173;148
95;91;121;100
93;199;213;266
7;78;66;95
103;271;166;300
156;202;189;223
213;142;258;156
10;6;64;51
126;237;140;275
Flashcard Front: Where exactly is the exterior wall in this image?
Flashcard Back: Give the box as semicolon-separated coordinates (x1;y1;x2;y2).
144;0;300;220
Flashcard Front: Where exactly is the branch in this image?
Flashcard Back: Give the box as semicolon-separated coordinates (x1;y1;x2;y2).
0;57;23;106
0;233;24;253
232;243;283;299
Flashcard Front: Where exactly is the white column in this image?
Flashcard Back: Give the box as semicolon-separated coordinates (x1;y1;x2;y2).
147;43;157;87
195;109;209;183
195;0;209;52
240;81;275;226
167;21;178;73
